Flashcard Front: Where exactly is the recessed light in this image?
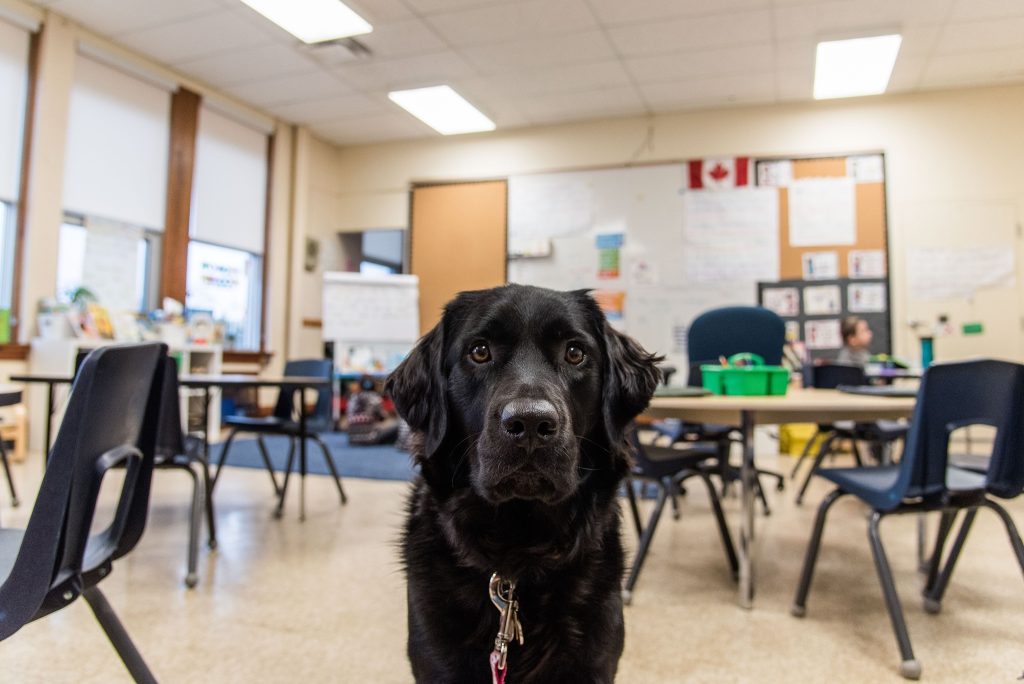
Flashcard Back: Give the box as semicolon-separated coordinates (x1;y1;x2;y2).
814;34;902;100
238;0;372;44
388;86;496;135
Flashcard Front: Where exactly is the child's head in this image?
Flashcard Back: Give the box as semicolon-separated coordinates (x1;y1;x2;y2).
841;316;873;349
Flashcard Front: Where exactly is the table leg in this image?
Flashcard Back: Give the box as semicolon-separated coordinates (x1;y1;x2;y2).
202;387;218;548
300;389;307;522
739;409;756;609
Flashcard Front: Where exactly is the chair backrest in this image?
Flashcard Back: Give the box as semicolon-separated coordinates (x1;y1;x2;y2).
686;306;785;386
272;359;334;432
886;359;1024;510
0;343;165;640
811;363;866;389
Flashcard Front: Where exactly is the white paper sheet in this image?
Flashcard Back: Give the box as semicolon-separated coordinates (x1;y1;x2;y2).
848;283;887;313
788;177;856;246
682;187;779;285
762;287;800;316
803;285;842;315
846;154;884;182
82;218;141;312
906;246;1017;301
508;174;594;240
848;249;886;278
804;319;842;350
757;160;792;187
801;251;839;280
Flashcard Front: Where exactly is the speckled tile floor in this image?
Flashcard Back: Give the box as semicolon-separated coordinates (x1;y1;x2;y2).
1;448;1022;683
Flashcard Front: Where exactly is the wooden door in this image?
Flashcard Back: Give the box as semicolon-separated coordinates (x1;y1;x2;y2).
410;181;507;334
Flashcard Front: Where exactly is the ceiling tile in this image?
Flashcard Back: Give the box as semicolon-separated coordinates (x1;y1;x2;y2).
640;73;776;109
921;47;1024;87
345;0;416;23
358;18;448;59
950;0;1024;21
334;50;477;91
310;112;433;146
115;10;273;66
49;0;217;36
460;31;616;73
269;92;384;124
773;0;954;41
402;0;503;14
626;43;775;84
177;43;319;87
607;9;774;57
776;69;812;101
513;86;647;125
224;70;351;108
887;56;928;92
456;60;633;99
934;16;1024;54
425;0;598;47
588;0;770;26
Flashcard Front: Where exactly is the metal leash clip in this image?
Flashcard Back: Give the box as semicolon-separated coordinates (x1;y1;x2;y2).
489;573;524;672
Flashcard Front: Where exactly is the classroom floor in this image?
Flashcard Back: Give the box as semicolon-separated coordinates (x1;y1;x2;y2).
2;447;1022;683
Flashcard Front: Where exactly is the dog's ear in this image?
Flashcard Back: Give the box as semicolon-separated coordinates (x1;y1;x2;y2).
386;322;447;458
601;323;662;446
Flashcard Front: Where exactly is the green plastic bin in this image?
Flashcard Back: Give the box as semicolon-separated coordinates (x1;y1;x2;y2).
700;353;789;396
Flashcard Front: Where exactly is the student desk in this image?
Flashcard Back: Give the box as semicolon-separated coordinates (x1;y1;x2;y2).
645;389;916;609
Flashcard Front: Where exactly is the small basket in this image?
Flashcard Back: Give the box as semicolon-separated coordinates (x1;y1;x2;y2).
700;353;789;396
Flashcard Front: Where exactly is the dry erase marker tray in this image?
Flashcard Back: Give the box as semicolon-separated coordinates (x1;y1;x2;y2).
701;353;789;396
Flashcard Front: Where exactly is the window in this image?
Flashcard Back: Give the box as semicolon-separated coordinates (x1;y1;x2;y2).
56;215;161;312
185;240;262;350
359;260;397;275
0;201;15;311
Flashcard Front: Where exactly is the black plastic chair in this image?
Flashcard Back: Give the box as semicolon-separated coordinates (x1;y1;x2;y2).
667;306;788;514
0;343;165;683
790;359;1024;680
792;363;909;504
622;426;738;605
212;359;346;517
0;387;21;507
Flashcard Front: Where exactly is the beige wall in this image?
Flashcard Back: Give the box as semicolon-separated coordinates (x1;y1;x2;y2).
319;85;1024;362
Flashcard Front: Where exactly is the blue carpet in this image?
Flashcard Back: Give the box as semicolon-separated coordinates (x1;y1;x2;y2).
210;432;416;482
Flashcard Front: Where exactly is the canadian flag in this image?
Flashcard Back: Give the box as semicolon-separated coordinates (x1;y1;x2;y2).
687;157;752;190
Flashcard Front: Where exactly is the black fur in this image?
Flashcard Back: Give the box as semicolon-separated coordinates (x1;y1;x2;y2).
387;284;661;683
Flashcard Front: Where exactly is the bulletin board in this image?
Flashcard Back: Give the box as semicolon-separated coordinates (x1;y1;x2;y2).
755;153;893;360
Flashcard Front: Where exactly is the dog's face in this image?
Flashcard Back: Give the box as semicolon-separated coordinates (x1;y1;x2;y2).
387;285;660;505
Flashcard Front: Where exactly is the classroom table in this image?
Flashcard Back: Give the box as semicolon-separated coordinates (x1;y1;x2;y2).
180;374;332;522
644;388;917;609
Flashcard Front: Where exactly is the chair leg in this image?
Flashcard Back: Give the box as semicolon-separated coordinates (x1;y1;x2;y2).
669;487;681;520
754;475;771;517
622;479;669;605
922;508;976;613
867;511;921;680
82;586;157;684
210;428;241;490
795;433;836;505
851;439;865;467
274;438;297;519
255;435;283;497
695;468;739;581
983;498;1024;579
182;462;204;588
921;510;957;595
0;438;18;507
625;477;643;539
789;427;820;480
313;434;347;504
200;453;218;550
791;487;845;616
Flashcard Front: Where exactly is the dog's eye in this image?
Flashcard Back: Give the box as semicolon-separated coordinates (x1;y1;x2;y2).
469;343;491;364
565;344;586;365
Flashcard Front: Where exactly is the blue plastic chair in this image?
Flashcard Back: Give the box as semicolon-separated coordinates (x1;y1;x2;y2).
791;359;1024;680
664;306;787;513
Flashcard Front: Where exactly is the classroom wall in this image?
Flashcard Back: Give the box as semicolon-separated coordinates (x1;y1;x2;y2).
322;84;1024;362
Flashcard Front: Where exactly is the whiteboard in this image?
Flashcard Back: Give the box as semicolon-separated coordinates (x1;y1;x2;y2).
322;272;420;343
508;164;772;382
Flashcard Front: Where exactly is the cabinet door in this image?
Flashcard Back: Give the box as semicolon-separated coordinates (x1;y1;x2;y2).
410;181;507;335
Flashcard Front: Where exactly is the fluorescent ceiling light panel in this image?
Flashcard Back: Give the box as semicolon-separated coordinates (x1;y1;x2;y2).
238;0;372;44
814;34;902;100
388;86;495;135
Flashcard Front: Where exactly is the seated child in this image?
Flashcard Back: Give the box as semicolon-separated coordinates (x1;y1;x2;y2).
837;315;873;368
346;376;399;445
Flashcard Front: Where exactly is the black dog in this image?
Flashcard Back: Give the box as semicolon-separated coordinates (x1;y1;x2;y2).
387;284;661;683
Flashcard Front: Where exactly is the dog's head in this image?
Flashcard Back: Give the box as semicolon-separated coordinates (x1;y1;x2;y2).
387;284;661;505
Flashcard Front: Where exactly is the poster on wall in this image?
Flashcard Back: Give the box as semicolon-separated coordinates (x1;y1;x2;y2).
596;233;624;279
788;177;857;246
801;251;839;280
804;319;842;350
848;249;886;278
762;287;800;316
803;285;842;315
592;289;625;321
848;283;887;313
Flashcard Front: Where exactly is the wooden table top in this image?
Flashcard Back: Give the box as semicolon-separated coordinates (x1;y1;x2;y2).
179;374;331;388
646;388;916;425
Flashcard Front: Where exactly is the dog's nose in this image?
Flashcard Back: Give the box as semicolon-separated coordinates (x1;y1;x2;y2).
500;399;560;450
